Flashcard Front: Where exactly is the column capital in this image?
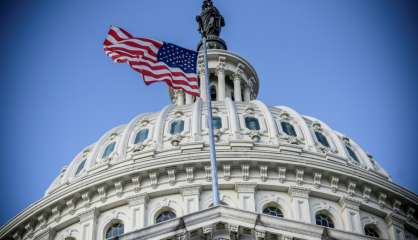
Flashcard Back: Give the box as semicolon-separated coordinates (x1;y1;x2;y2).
235;183;257;193
288;186;310;199
385;212;405;228
339;196;361;211
128;193;149;206
217;56;226;72
78;208;98;223
181;186;201;196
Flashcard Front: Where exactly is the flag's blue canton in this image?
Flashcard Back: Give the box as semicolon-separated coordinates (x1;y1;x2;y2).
157;42;197;74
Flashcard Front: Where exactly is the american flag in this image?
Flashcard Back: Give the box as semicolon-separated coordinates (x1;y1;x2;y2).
104;26;199;96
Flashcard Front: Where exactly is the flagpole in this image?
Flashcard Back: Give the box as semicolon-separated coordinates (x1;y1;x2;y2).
202;37;220;207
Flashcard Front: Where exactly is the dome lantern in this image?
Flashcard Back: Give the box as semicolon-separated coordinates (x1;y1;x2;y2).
170;0;259;105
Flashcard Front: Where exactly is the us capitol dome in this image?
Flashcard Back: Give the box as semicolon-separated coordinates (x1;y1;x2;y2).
1;1;417;240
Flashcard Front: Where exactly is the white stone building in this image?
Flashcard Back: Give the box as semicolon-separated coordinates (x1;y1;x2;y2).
1;2;417;240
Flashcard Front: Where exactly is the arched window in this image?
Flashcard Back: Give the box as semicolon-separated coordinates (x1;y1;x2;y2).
315;131;330;148
212;116;222;129
170;120;184;135
155;210;176;223
262;206;284;218
102;142;116;159
134;129;149;144
315;213;334;228
245;116;260;130
74;159;86;176
364;224;380;238
346;146;359;162
210;85;217;101
105;222;124;239
281;122;297;137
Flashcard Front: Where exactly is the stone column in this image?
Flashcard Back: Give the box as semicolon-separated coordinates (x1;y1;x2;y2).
185;93;193;104
233;72;242;102
128;194;148;230
339;197;362;234
288;186;311;223
217;57;226;101
244;88;251;102
198;56;207;101
182;186;201;214
78;208;98;240
236;184;256;212
177;90;185;106
386;213;406;240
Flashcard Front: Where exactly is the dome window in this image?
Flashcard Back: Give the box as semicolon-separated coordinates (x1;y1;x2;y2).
281;122;297;137
364;224;380;238
105;222;124;239
74;159;86;176
170;120;184;135
315;213;334;228
212;116;222;129
346;146;359;162
134;129;149;144
156;210;176;223
245;116;260;130
315;131;330;148
262;206;284;218
102;142;116;159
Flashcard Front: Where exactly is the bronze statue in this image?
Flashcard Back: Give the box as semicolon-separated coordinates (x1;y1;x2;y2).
196;0;225;38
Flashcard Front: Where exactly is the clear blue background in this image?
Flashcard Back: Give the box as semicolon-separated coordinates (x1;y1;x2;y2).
0;0;417;226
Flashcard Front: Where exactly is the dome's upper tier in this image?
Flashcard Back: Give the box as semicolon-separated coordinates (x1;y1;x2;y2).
46;100;389;195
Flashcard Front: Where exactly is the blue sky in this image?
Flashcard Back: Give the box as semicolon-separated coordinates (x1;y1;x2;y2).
0;0;417;226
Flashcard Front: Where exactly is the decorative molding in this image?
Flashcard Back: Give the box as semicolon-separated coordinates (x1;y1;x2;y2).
296;168;304;185
288;186;310;199
186;167;194;183
242;164;250;181
223;164;231;181
24;222;34;238
278;167;286;183
260;165;268;182
114;181;123;197
228;224;239;233
51;205;62;223
331;176;339;192
36;213;47;229
78;208;97;222
132;176;141;193
203;225;212;234
149;172;158;189
393;200;402;214
347;181;356;197
168;169;176;186
66;198;76;215
12;231;22;240
313;172;322;188
235;183;256;193
363;186;371;203
128;193;148;206
255;230;265;239
378;193;387;208
158;198;172;208
339;197;361;211
205;166;212;182
81;191;91;208
181;186;201;196
407;207;415;221
97;186;107;202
